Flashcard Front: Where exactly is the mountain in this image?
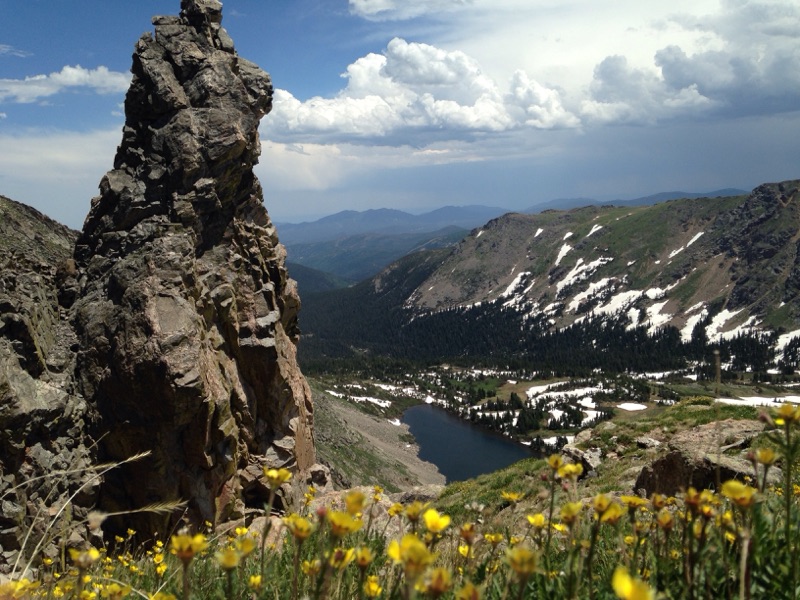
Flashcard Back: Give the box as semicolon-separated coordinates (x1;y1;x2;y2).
278;205;510;283
298;181;800;374
277;205;509;245
286;226;467;283
526;188;748;212
286;261;352;294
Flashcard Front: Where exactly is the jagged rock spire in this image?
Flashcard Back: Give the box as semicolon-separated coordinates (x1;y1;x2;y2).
72;1;316;535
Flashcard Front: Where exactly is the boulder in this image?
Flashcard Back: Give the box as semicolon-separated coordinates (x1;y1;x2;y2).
634;419;774;496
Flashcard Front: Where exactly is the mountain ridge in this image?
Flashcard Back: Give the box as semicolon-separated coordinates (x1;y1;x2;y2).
298;180;800;374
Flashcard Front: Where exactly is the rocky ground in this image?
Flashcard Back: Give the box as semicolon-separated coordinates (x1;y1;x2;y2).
312;386;444;492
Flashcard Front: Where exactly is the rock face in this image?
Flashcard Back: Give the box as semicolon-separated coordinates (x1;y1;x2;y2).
0;0;316;566
0;196;94;569
72;0;315;533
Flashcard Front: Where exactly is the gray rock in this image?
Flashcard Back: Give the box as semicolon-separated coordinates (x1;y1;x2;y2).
635;419;777;496
635;436;662;449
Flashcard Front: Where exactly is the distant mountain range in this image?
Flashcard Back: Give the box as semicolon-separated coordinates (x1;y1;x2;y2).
279;190;748;289
526;188;748;212
298;180;800;375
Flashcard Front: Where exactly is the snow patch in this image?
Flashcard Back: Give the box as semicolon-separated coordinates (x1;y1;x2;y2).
594;290;644;316
617;402;647;411
535;228;544;238
681;309;708;343
705;309;743;341
476;230;484;238
554;244;572;266
686;231;705;247
556;257;614;295
563;232;573;240
501;271;531;297
587;224;603;237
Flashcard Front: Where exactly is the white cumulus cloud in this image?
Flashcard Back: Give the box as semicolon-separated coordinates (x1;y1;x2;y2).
266;37;576;145
0;65;130;104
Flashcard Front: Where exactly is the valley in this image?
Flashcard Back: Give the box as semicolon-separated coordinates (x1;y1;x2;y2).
309;362;800;490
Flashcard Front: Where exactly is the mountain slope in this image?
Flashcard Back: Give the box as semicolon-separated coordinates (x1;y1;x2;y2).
286;226;466;282
299;181;800;373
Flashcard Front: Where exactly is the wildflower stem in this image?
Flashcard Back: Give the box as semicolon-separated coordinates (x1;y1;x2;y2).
181;561;190;600
260;488;276;576
544;472;557;573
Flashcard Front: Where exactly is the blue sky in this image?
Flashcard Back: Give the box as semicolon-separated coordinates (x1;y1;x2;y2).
1;0;798;229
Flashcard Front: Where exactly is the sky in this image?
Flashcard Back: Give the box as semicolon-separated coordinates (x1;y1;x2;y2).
0;0;798;229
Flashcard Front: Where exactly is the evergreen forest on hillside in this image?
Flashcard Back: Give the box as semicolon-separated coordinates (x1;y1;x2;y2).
298;274;796;379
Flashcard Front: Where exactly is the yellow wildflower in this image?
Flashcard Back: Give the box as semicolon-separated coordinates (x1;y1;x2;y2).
284;513;314;542
169;533;208;565
774;402;800;425
755;447;777;466
304;485;317;506
527;513;547;529
721;480;758;508
656;508;674;532
215;548;240;571
560;501;583;526
483;532;504;546
69;548;101;570
355;546;375;569
387;533;435;582
611;565;655;600
388;502;405;517
345;489;367;515
248;575;262;591
301;559;322;577
501;491;525;503
363;575;383;598
263;467;292;489
547;454;564;470
558;462;583;481
100;583;131;599
327;511;363;537
423;508;451;534
149;593;177;600
235;535;256;559
620;495;649;514
600;502;625;525
0;579;37;599
506;545;537;577
328;547;355;570
455;581;482;600
404;501;429;523
423;567;453;597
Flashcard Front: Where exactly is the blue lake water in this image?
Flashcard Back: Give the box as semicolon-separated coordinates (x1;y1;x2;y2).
402;403;533;483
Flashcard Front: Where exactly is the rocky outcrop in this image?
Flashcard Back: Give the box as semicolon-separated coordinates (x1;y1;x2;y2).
71;0;315;534
0;0;317;566
634;419;776;496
